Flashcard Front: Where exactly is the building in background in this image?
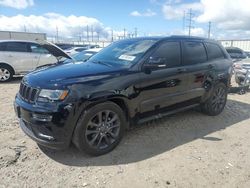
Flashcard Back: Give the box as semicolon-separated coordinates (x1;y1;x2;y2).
0;31;46;41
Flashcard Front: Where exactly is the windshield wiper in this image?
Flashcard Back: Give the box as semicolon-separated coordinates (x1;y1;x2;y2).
92;61;112;67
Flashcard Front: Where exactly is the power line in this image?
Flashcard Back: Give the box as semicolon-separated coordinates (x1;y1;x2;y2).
86;25;89;42
123;28;126;39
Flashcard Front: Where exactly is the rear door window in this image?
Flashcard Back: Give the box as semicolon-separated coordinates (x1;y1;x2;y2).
5;42;29;52
205;43;225;60
0;42;7;51
150;41;181;68
182;41;207;65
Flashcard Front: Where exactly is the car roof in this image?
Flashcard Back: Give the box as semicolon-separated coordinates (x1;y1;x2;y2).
121;35;218;43
0;39;39;43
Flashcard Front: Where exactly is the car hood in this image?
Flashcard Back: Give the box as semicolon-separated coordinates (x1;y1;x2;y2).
25;61;125;88
36;40;72;60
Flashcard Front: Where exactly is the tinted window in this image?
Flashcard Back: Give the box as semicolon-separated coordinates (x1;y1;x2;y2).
6;42;28;52
206;43;224;60
29;43;49;54
150;41;181;68
0;42;7;51
183;41;207;65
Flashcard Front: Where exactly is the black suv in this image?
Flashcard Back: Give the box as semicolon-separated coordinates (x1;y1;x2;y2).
14;36;232;155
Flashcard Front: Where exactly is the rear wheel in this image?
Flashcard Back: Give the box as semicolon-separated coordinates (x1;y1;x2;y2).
201;83;228;116
0;65;13;82
73;102;126;156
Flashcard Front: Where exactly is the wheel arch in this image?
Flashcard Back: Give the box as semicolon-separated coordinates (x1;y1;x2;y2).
0;62;15;75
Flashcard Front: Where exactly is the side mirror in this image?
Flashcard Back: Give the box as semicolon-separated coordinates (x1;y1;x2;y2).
143;58;167;74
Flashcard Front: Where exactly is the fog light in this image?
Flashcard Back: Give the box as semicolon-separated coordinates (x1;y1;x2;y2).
32;113;52;122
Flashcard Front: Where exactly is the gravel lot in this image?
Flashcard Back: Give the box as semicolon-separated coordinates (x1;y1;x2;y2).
1;77;250;188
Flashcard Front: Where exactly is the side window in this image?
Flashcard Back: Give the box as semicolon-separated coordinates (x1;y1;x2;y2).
0;42;7;51
6;42;28;52
150;41;181;68
206;43;225;60
29;43;49;54
183;41;207;65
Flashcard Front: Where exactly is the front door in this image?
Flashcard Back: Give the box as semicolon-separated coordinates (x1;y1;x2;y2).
137;41;190;113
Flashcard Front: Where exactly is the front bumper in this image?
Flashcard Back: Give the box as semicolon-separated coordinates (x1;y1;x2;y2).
14;95;76;150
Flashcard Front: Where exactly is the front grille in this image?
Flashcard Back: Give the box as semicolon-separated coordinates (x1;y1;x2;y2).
19;82;39;103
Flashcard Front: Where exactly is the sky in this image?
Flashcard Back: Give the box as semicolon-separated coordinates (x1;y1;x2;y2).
0;0;250;41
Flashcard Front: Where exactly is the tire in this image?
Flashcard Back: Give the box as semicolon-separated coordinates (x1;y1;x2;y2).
201;82;228;116
73;101;126;156
0;65;13;82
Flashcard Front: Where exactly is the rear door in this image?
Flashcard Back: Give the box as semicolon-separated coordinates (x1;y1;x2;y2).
138;40;190;113
181;40;212;99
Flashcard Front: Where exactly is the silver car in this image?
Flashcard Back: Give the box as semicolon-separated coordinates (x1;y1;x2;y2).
0;40;71;82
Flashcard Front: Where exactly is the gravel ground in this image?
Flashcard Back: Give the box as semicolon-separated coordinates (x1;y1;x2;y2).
0;77;250;188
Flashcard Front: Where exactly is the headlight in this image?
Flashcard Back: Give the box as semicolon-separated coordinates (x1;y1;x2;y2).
37;89;68;102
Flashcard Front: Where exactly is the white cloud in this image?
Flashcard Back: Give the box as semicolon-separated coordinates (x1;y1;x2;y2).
130;9;156;17
0;0;34;9
197;0;250;31
0;13;116;40
162;2;203;20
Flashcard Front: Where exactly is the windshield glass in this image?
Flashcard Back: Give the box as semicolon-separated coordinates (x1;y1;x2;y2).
88;39;158;67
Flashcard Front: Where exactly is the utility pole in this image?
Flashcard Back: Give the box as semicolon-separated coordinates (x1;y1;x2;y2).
97;31;100;42
134;27;137;38
208;21;211;38
86;25;89;42
91;26;94;42
123;28;126;39
24;25;27;32
56;26;59;42
111;29;114;42
186;9;194;36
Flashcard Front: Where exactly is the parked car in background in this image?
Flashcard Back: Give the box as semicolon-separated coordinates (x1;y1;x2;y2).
234;58;250;88
0;40;71;82
15;36;232;155
65;45;101;55
225;47;248;62
68;48;102;62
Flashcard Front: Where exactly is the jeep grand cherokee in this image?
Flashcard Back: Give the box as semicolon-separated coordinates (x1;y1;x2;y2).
14;36;233;155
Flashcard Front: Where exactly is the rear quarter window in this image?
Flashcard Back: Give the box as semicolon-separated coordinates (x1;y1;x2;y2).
206;43;225;60
182;41;207;65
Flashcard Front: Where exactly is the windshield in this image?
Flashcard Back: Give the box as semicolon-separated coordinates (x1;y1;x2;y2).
88;39;158;67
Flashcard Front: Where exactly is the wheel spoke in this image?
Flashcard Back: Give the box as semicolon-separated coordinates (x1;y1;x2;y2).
97;112;103;124
108;114;118;124
89;133;99;145
97;135;104;148
86;129;99;135
103;135;111;145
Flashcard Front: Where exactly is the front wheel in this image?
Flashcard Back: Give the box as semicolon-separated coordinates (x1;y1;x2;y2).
201;83;228;116
73;102;126;156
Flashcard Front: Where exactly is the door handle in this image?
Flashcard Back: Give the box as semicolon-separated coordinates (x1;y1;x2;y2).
208;64;214;69
177;68;187;73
